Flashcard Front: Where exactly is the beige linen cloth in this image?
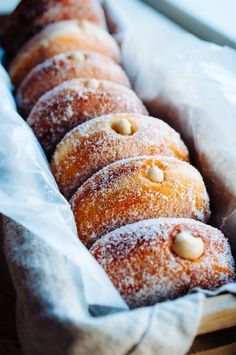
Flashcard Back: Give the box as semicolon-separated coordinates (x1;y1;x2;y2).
0;0;236;354
2;219;203;355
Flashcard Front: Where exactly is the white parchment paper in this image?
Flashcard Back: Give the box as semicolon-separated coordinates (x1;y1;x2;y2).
105;0;236;258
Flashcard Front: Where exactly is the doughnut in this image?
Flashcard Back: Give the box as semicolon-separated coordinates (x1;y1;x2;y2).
2;0;106;60
90;218;235;308
9;20;120;86
27;79;148;156
70;156;210;248
51;113;189;199
16;51;130;116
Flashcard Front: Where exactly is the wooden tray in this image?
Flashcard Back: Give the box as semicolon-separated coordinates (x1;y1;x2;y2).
198;294;236;336
188;295;236;354
1;214;236;355
1;210;236;354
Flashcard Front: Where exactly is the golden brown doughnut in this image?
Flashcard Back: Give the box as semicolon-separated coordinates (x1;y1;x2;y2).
9;20;120;86
70;156;210;248
2;0;106;60
51;113;189;199
16;50;131;116
27;79;148;156
90;218;235;308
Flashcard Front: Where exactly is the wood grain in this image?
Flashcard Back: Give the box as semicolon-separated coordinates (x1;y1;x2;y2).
194;341;236;355
189;326;236;354
198;294;236;335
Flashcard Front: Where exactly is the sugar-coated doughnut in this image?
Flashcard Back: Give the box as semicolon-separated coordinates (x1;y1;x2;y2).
27;79;147;156
9;20;120;86
51;113;189;199
16;51;130;116
2;0;106;60
70;156;210;248
90;218;235;308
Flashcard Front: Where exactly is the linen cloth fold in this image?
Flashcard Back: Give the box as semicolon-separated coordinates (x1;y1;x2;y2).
3;219;203;355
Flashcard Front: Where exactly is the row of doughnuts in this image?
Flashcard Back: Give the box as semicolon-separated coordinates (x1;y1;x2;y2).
17;50;131;116
9;19;121;86
3;0;234;308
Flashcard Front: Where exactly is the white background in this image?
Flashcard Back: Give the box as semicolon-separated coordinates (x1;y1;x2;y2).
168;0;236;42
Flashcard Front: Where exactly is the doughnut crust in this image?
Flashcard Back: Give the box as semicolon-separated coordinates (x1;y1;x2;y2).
9;20;120;86
27;79;147;156
2;0;106;60
51;113;189;199
16;51;131;116
90;218;235;308
70;156;210;248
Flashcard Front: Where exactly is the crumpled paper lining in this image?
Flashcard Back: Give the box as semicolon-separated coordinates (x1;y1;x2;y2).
121;29;236;257
105;0;236;262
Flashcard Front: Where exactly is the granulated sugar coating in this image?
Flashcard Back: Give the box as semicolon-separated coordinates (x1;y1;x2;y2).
16;50;130;116
27;79;147;156
70;155;210;248
9;19;120;86
51;113;189;199
90;218;235;308
2;0;106;59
